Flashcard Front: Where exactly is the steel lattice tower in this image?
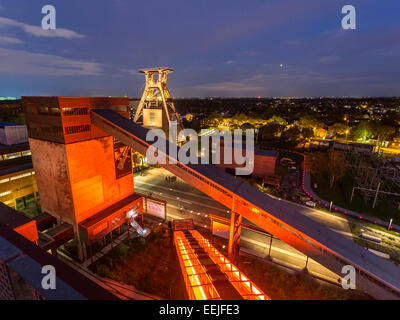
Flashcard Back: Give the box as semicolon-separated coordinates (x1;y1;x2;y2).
133;68;184;134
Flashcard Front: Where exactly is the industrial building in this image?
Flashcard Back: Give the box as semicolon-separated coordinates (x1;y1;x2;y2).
22;97;145;261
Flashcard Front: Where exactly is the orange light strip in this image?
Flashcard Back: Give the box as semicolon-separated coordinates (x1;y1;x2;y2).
187;230;270;300
174;230;270;300
174;231;220;300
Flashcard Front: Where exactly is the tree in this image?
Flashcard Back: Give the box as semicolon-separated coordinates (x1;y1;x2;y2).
207;112;223;127
329;123;349;139
298;116;323;130
231;113;248;128
311;150;346;188
375;124;395;147
267;115;288;127
327;149;346;188
311;152;329;179
259;123;284;141
282;125;302;144
350;121;373;141
314;127;327;139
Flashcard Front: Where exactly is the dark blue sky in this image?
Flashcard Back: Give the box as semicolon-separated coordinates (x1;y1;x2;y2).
0;0;399;97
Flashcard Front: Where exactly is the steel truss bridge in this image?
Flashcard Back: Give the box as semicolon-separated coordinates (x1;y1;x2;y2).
91;108;400;300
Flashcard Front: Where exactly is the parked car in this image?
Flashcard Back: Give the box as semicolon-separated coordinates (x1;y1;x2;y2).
305;200;316;208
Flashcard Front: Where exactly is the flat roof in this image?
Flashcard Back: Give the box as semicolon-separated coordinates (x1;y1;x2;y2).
255;149;279;157
0;122;24;128
139;67;174;73
80;193;142;229
0;142;29;154
0;161;33;177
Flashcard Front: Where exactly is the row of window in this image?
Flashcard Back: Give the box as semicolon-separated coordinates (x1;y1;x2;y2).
27;123;64;135
27;106;128;116
0;183;35;198
62;108;88;116
0;151;31;161
0;171;35;184
64;124;91;135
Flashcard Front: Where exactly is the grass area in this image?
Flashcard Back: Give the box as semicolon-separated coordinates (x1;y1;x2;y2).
312;172;400;224
16;194;40;218
88;223;186;299
348;223;400;265
133;166;150;177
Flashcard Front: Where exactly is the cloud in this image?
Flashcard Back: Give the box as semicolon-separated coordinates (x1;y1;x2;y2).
0;36;23;44
0;48;102;75
224;60;236;65
0;17;85;39
189;76;267;96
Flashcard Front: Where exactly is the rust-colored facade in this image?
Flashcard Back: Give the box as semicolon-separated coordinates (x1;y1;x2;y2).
22;97;142;260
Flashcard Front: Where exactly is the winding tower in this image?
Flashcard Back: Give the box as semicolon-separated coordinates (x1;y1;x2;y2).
133;68;184;135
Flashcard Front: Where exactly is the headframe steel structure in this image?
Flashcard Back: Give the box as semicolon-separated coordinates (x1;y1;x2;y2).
133;68;184;133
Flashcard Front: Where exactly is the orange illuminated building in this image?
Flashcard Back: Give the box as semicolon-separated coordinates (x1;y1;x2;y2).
0;203;38;244
174;228;269;300
22;97;143;260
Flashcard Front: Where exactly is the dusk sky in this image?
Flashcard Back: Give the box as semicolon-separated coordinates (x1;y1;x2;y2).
0;0;399;98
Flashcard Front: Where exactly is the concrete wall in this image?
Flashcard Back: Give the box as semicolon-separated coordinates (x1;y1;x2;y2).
29;138;75;225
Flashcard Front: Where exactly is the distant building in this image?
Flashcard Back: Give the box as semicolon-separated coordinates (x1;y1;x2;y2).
0;140;38;211
213;138;279;183
253;149;279;177
0;123;28;146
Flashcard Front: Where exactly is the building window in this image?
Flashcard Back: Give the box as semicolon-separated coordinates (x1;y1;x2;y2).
65;124;91;135
49;108;61;115
38;107;49;115
62;108;89;116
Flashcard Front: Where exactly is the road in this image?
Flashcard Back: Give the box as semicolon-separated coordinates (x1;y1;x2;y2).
134;167;354;283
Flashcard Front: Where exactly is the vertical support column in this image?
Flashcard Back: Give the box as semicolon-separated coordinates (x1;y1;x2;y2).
33;191;40;212
228;198;242;261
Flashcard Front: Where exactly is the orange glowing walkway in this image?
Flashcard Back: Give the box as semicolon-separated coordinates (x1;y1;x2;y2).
174;229;270;300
